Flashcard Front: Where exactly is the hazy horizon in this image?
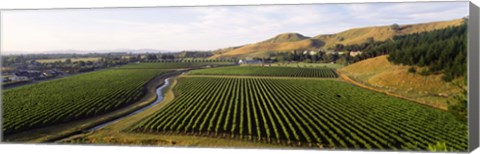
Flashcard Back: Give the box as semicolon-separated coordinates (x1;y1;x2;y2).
1;2;468;54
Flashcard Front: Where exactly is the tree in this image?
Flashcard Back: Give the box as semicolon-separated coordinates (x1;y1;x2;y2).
418;56;426;67
335;44;345;51
447;88;467;122
65;58;72;64
407;67;416;73
78;60;86;66
366;37;375;44
390;23;401;31
276;55;285;64
374;23;467;82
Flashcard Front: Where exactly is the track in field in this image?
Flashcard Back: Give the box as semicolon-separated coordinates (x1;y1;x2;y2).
188;66;338;78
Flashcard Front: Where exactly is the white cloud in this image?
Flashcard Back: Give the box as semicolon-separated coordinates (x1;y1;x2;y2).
1;2;469;53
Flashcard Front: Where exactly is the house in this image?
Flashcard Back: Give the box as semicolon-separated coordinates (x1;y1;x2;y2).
1;76;11;83
12;75;29;81
15;70;42;78
47;70;63;76
238;59;262;64
302;50;317;55
349;51;363;57
325;51;336;55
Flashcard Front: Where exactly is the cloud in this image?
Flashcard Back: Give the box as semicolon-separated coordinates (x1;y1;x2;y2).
1;2;469;52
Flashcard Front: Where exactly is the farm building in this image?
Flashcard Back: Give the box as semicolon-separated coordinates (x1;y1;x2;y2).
349;51;363;57
1;76;11;83
12;75;29;81
15;70;42;78
303;50;319;56
238;59;262;64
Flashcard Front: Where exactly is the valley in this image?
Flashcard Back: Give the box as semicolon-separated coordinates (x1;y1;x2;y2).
1;17;469;152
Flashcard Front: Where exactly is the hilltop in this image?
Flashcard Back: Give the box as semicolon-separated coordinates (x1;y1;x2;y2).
260;33;310;43
210;18;465;59
210;33;320;59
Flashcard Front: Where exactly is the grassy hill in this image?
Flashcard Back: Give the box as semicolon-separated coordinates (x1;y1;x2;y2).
314;18;465;49
260;32;309;43
211;18;465;59
211;39;323;59
338;55;464;110
210;33;322;59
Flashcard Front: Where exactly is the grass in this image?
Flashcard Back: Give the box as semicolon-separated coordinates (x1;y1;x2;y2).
210;39;322;59
116;62;234;69
188;66;338;78
268;62;344;69
338;55;463;110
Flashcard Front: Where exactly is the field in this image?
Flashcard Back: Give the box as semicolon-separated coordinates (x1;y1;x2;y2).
239;63;344;69
188;66;338;78
2;69;171;135
133;76;467;150
2;59;468;151
36;57;101;63
269;63;345;69
118;62;235;69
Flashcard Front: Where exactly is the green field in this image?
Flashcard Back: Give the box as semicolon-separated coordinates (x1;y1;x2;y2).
261;63;345;69
118;62;235;69
188;66;338;78
2;69;171;135
134;77;467;150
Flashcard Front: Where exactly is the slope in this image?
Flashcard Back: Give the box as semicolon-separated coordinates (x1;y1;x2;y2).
338;55;463;110
211;18;465;59
314;18;465;48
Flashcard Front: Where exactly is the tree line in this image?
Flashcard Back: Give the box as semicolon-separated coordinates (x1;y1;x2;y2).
348;22;467;82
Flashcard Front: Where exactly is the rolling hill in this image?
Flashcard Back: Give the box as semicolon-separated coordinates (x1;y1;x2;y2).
337;55;464;110
260;32;309;43
210;18;465;59
210;33;322;59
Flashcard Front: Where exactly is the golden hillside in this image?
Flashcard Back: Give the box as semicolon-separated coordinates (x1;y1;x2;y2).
211;36;323;59
315;18;465;48
260;33;309;44
338;55;463;110
211;18;465;59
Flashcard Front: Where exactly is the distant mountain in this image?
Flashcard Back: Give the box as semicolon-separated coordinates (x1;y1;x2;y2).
210;18;465;59
2;49;175;55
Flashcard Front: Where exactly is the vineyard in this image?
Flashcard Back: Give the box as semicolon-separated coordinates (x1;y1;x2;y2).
2;69;171;135
145;59;236;63
134;77;467;151
119;61;235;69
188;66;338;78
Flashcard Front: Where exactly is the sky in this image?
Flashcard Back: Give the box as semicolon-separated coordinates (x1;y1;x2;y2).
1;1;469;54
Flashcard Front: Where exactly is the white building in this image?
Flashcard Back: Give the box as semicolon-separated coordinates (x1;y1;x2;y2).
12;75;29;81
349;51;363;57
